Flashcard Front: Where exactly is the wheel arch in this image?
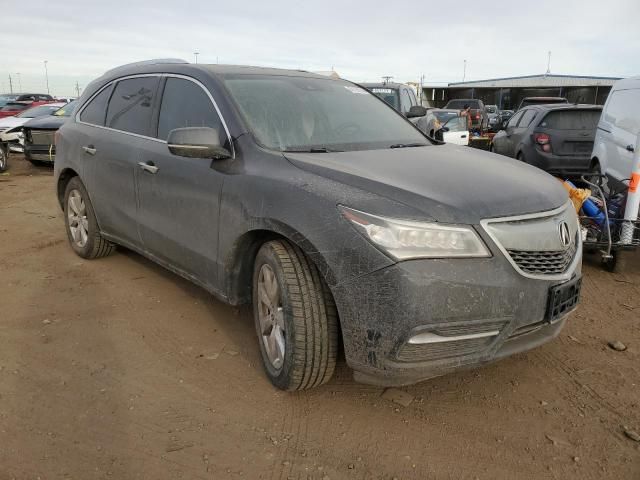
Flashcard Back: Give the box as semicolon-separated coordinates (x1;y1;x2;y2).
223;221;336;307
56;167;80;210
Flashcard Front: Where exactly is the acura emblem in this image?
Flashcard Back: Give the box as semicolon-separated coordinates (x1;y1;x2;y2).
559;221;571;248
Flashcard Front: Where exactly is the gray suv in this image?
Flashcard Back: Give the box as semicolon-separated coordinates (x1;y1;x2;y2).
54;60;582;390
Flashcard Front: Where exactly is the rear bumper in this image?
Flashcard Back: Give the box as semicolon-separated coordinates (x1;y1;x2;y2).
523;146;592;174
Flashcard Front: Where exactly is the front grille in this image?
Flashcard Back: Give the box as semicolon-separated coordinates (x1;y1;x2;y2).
397;336;493;362
30;129;55;146
507;241;576;275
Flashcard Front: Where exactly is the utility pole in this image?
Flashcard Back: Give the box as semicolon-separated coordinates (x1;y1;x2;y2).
462;59;467;82
546;51;551;75
8;74;13;94
381;76;393;84
419;74;425;103
194;52;199;64
75;81;81;98
44;60;50;94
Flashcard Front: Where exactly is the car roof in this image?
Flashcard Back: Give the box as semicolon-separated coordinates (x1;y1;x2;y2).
611;76;640;90
524;103;602;111
360;82;406;89
522;96;567;101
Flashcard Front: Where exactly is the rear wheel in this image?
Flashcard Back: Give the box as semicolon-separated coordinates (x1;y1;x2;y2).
63;177;115;259
252;240;338;391
0;144;7;172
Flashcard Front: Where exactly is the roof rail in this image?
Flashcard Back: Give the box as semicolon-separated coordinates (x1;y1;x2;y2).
103;58;189;77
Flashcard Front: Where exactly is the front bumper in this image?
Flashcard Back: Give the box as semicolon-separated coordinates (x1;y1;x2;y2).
332;232;581;386
24;143;55;162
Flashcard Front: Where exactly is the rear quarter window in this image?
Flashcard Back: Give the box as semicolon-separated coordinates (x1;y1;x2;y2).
79;84;114;126
539;110;602;130
603;89;640;135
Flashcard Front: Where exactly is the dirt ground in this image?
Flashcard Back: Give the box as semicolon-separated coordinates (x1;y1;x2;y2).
0;155;639;480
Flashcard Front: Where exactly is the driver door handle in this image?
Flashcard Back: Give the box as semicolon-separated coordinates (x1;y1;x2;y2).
82;145;97;155
138;161;159;174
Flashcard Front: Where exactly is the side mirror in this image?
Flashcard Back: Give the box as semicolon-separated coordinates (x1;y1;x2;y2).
406;105;427;118
167;127;231;159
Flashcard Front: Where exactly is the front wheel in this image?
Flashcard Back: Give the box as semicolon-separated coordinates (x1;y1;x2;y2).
253;240;338;391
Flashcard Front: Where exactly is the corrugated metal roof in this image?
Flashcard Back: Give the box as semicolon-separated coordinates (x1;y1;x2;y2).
448;74;621;89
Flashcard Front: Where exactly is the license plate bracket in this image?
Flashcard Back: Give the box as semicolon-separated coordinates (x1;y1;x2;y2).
546;275;582;322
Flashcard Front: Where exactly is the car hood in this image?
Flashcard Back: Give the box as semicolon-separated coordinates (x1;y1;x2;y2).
22;115;67;129
284;145;568;224
0;116;27;129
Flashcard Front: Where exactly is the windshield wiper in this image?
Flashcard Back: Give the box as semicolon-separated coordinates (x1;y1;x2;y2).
389;142;428;149
283;146;342;153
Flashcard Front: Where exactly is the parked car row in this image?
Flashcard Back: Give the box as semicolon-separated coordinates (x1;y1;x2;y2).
487;77;640;187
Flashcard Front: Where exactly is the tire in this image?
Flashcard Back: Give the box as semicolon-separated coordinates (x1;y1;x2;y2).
603;250;628;274
63;176;115;259
516;151;525;162
0;144;7;172
252;240;338;391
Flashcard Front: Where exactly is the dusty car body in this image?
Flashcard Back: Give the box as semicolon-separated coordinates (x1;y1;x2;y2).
54;60;582;389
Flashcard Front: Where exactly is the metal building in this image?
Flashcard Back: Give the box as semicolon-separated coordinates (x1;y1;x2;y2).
422;74;621;109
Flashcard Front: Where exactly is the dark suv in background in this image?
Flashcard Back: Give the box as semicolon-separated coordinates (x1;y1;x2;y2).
444;98;488;130
491;103;602;175
360;82;421;117
54;60;581;391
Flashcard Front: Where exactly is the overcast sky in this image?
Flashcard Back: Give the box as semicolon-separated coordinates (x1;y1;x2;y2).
1;0;639;96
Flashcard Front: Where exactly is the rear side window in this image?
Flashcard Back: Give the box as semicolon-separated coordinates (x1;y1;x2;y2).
604;89;640;135
518;109;537;127
157;78;225;142
106;77;159;136
400;88;412;114
79;84;114;126
539;110;601;130
506;110;524;127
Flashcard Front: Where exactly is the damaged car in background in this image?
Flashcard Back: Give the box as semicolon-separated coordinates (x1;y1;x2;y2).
54;60;582;390
22;101;78;164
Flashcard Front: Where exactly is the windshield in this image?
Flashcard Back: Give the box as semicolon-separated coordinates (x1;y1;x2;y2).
223;75;428;152
443;116;468;132
367;88;399;110
16;104;61;118
0;95;18;107
54;101;78;117
446;99;480;110
1;103;27;112
539;110;601;130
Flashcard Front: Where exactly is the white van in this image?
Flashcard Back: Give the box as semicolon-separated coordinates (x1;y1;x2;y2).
591;77;640;183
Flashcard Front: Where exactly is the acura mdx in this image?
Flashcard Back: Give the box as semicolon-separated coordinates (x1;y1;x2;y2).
54;60;582;390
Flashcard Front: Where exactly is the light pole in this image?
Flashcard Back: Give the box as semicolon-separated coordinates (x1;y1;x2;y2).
44;60;50;94
194;52;199;64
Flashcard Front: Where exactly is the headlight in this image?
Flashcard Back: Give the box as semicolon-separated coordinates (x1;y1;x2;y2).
340;206;490;260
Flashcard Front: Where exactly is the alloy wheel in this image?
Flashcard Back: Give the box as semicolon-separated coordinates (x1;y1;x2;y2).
67;189;89;248
257;264;285;369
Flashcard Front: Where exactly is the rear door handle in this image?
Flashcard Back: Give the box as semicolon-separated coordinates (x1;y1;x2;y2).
82;145;97;155
138;161;159;174
626;144;635;152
